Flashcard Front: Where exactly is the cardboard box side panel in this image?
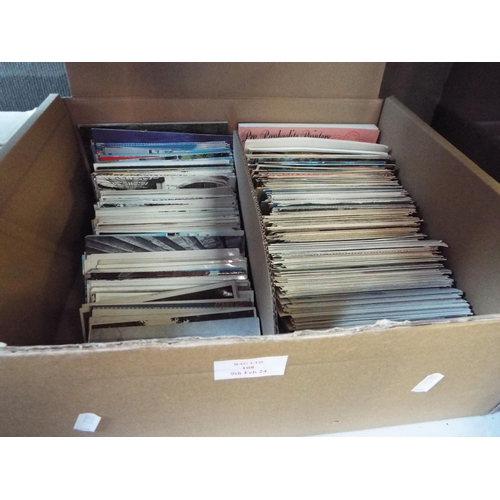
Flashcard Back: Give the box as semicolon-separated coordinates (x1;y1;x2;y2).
65;63;386;100
379;97;500;315
0;234;79;346
1;319;500;436
0;95;93;346
0;95;66;212
64;97;383;132
233;133;275;334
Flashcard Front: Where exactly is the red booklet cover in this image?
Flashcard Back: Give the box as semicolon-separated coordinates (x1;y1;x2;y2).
238;123;380;144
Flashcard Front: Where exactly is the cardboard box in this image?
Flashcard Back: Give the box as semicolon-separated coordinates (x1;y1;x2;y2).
1;63;500;436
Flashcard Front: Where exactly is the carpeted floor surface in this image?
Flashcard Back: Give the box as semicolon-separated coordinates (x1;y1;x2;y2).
0;62;70;111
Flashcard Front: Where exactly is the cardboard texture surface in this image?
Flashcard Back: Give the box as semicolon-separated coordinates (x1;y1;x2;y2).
1;63;500;436
1;318;500;436
66;97;384;133
0;95;93;346
379;98;500;315
233;134;275;334
66;63;386;99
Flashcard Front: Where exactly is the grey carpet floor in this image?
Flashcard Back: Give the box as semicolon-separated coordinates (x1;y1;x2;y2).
0;62;70;111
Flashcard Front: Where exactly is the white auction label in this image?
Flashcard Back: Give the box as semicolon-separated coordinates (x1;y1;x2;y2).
214;355;288;381
411;373;445;393
73;413;101;432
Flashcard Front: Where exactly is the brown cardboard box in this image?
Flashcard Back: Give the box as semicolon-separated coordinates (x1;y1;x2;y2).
1;63;500;436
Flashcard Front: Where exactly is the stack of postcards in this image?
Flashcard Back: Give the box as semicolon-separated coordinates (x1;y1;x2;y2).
80;126;260;342
245;135;473;332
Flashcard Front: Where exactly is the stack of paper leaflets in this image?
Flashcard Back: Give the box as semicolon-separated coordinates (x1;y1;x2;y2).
80;126;260;343
245;136;473;332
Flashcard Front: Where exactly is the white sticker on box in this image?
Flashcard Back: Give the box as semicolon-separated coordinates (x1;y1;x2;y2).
214;355;288;381
411;373;445;393
73;413;101;432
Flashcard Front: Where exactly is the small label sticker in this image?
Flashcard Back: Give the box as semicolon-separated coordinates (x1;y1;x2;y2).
214;355;288;381
411;373;445;393
74;413;101;432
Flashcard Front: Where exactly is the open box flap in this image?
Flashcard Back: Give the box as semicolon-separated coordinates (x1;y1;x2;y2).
65;63;386;100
